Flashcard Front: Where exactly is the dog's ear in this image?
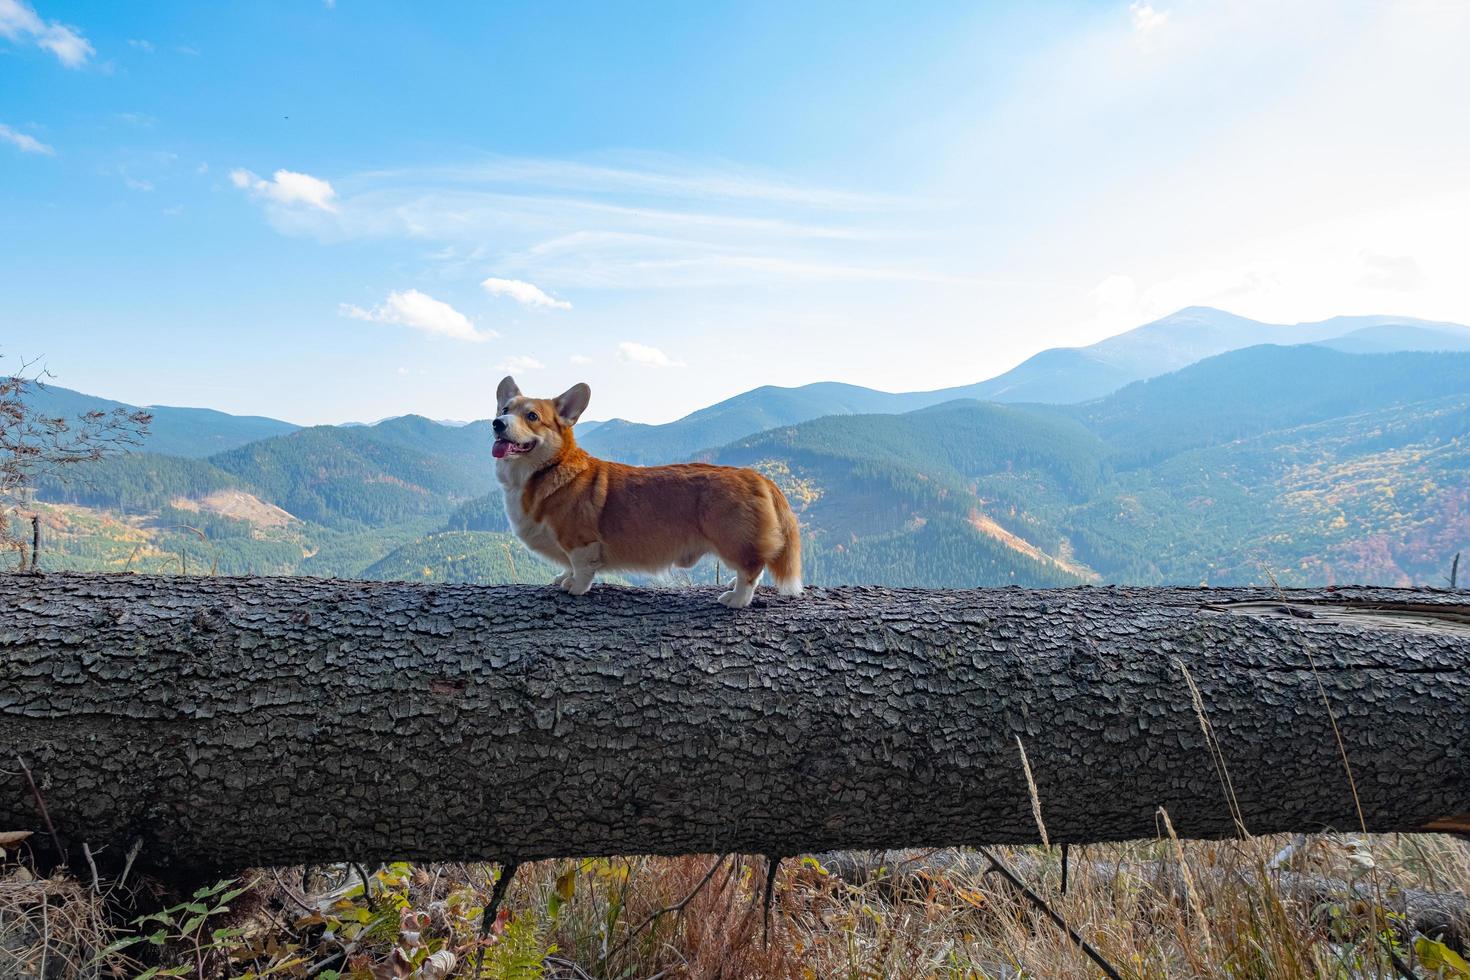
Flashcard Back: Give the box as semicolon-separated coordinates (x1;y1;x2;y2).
496;376;521;412
554;382;591;425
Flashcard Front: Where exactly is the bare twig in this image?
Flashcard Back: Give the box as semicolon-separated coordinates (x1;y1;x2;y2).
351;861;376;911
270;868;319;915
113;837;143;893
15;753;66;862
81;842;101;893
978;846;1123;980
603;855;728;966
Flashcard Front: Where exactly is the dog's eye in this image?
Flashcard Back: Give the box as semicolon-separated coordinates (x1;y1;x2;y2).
525;411;539;422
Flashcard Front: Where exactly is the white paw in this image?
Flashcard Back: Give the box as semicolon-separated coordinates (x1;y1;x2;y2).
551;572;570;588
718;588;753;609
564;576;594;596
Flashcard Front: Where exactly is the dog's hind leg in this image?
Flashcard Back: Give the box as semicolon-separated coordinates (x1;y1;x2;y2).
718;566;762;608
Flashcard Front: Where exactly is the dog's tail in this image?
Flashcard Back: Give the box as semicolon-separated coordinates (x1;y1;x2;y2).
766;484;803;597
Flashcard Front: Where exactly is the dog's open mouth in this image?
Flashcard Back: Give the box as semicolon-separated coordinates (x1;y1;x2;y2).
492;438;537;459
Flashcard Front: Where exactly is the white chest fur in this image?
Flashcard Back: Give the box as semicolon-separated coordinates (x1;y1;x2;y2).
497;462;566;564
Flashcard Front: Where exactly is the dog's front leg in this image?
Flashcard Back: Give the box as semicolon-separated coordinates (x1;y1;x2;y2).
562;542;604;596
529;543;570;588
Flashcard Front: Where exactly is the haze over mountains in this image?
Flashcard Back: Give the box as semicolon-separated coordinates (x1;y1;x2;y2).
15;307;1470;590
578;307;1470;463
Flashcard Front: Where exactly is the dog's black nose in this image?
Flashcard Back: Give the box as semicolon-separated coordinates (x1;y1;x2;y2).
492;418;506;435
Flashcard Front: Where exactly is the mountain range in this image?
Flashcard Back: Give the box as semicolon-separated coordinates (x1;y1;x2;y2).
558;307;1470;463
14;307;1470;590
25;307;1470;465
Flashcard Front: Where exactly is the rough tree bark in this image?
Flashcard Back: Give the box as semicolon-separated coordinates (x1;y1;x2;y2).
1;573;1467;875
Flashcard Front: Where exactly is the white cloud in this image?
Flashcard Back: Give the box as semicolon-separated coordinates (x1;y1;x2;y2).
498;355;545;372
231;167;338;211
126;38;153;53
339;289;493;343
569;354;593;365
481;277;571;310
0;122;53;155
617;341;684;368
1129;2;1168;34
0;0;93;67
1357;250;1422;292
124;176;154;192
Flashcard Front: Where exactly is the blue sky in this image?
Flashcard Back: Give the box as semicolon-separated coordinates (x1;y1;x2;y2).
4;1;1469;425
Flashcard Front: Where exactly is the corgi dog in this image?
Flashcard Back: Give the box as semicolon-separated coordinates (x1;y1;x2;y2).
492;376;802;608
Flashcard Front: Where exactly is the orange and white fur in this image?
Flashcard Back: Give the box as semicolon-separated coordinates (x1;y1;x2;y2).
492;377;802;607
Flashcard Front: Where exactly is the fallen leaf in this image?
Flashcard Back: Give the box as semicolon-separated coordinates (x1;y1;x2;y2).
416;950;456;980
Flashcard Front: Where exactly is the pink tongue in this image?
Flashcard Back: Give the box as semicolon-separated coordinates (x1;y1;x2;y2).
492;439;510;459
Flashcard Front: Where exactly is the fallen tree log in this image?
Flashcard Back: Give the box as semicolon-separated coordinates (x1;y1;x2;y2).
1;574;1467;875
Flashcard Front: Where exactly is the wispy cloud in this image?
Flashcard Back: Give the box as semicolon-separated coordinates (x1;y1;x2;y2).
126;38;153;53
497;355;545;372
0;0;93;67
481;277;571;310
617;341;684;368
0;122;53;155
363;154;915;210
340;289;493;342
231;167;338;211
234;153;960;291
1129;1;1168;34
569;354;593;365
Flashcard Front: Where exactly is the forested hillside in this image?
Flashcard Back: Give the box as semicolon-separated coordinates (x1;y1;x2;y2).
207;418;494;528
14;343;1469;590
710;346;1470;588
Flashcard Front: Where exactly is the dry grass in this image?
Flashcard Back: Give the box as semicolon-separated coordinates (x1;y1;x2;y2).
511;833;1469;979
4;832;1466;978
0;872;112;980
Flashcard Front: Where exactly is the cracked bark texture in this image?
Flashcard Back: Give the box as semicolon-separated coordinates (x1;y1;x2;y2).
1;573;1467;875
